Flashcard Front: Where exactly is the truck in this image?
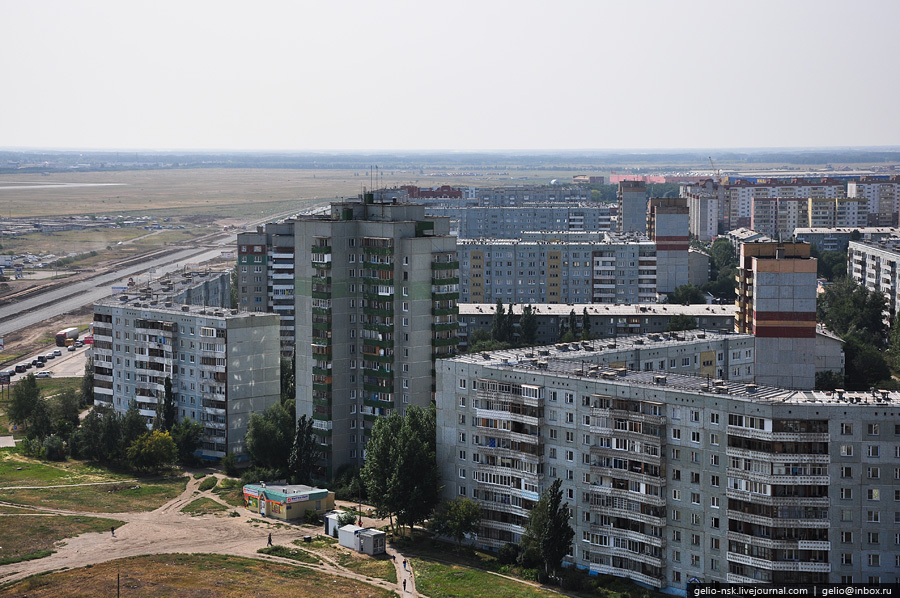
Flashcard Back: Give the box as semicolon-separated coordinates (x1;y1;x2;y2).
55;327;79;347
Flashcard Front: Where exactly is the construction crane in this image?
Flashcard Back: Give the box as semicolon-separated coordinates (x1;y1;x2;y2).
708;156;721;183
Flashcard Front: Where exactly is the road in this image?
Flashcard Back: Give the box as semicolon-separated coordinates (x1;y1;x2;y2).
5;343;89;382
0;204;310;340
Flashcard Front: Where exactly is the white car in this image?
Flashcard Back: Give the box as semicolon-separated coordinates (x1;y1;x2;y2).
35;372;52;379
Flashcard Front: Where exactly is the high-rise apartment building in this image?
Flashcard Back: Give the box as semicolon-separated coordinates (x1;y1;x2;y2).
647;198;689;294
237;222;297;355
848;238;900;317
436;344;900;593
618;181;648;234
457;233;660;305
92;299;281;460
293;195;459;478
735;241;817;389
848;177;900;227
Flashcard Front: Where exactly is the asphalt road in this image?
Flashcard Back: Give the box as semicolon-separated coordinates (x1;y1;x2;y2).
6;343;89;381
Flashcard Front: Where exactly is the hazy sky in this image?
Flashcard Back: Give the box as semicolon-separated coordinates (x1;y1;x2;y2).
2;0;898;151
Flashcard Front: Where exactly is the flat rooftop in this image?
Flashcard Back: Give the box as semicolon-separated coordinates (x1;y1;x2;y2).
460;303;736;318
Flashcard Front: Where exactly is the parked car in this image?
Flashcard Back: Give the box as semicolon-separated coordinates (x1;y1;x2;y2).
35;371;52;379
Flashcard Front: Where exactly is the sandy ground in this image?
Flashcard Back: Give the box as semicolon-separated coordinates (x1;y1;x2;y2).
0;474;419;596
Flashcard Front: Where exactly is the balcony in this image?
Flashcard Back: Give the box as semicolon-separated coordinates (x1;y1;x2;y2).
587;564;663;589
725;447;829;464
726;510;829;529
726;426;829;443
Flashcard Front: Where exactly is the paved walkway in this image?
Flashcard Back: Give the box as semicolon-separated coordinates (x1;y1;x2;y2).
0;436;15;449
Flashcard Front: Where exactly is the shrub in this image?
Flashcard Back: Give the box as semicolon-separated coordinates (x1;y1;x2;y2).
497;542;521;565
221;453;239;477
305;509;321;525
42;435;66;461
198;476;218;491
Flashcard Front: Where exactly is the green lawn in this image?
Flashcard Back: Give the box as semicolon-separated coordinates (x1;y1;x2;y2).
258;545;321;564
212;477;245;507
0;514;125;565
197;476;218;491
412;558;561;598
0;451;134;486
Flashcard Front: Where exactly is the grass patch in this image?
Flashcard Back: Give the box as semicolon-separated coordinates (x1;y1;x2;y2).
181;497;228;516
197;476;217;491
340;553;397;583
0;475;188;513
258;545;321;564
0;514;125;565
35;377;83;398
0;452;134;487
212;477;245;507
412;558;559;598
192;472;207;479
0;553;397;597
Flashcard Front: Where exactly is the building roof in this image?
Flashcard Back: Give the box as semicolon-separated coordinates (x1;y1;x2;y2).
794;227;900;235
243;483;331;502
96;296;271;321
459;303;736;318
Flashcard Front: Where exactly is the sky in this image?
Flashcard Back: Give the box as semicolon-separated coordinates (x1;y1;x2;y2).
2;0;899;152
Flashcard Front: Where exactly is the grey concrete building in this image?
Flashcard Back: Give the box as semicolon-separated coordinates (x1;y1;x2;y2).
436;343;900;593
458;303;738;348
457;233;661;305
795;227;899;253
293;195;459;478
647;198;690;294
618;180;648;234
427;203;614;238
848;238;900;317
92;299;280;460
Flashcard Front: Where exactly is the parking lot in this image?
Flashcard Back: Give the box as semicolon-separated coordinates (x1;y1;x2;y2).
4;343;90;383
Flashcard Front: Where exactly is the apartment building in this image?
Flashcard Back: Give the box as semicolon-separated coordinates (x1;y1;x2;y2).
848;177;900;227
293;195;459;478
457;303;738;347
682;179;721;242
735;242;817;390
848;239;900;317
457;233;661;305
92;299;281;460
647;198;689;294
618;181;648;234
427;204;614;238
437;346;900;594
794;227;899;253
237;221;297;355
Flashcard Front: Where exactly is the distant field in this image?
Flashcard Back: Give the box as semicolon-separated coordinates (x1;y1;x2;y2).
0;167;593;221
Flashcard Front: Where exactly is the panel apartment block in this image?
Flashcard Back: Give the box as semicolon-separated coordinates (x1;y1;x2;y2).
618;181;648;234
437;349;900;594
848;239;900;317
457;234;661;305
736;242;817;390
92;299;280;459
293;196;459;478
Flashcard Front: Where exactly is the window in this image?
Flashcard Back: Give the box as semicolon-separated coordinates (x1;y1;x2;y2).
841;488;853;500
691;513;701;525
867;510;880;523
672;489;682;501
869;489;881;501
672;530;682;542
710;496;720;508
841;531;853;544
842;553;853;565
841;423;853;435
690;431;700;443
869;467;881;479
868;423;880;436
840;445;853;456
710;413;719;425
841;465;853;478
458;378;467;389
868;532;880;544
868;445;881;458
709;433;719;445
671;448;681;460
691;492;700;505
710;454;719;466
868;554;881;567
672;428;681;440
710;475;720;487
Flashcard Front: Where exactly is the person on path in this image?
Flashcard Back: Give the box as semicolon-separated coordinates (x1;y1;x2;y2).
267;533;273;547
110;526;115;537
403;559;407;569
403;579;407;592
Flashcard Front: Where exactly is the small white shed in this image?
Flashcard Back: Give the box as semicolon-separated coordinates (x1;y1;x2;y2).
338;524;364;551
358;528;386;555
324;512;342;537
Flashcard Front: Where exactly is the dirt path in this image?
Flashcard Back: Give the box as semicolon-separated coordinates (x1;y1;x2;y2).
0;473;423;596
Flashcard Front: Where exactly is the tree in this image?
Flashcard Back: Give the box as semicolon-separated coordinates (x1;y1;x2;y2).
666;314;698;332
815;370;844;390
818;251;848;281
568;309;577;338
491;299;507;342
361;412;403;526
8;373;40;427
391;405;440;537
50;389;81;441
126;430;177;472
155;377;177;432
520;479;574;579
288;414;321;485
709;238;738;273
817;278;886;346
281;356;296;412
580;308;591;340
670;284;706;305
844;337;891;390
245;402;294;473
337;510;357;528
230;264;239;309
432;497;481;546
171;417;203;464
81;356;94;405
520;305;538;345
26;396;53;441
504;303;515;343
121;403;150;456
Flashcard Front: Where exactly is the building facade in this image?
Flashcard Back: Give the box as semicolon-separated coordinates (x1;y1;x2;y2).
457;234;661;305
848;239;900;317
92;299;281;459
294;196;459;478
735;242;817;390
647;198;690;294
618;181;648;234
437;349;900;594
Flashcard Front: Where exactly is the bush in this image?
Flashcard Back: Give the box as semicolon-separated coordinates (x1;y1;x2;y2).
42;435;66;461
198;476;218;491
221;453;239;477
21;437;43;458
497;542;521;565
240;467;281;487
305;509;321;525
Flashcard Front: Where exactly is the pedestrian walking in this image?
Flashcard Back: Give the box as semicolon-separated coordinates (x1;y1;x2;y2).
267;533;273;547
110;526;115;537
403;579;407;592
403;559;407;569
